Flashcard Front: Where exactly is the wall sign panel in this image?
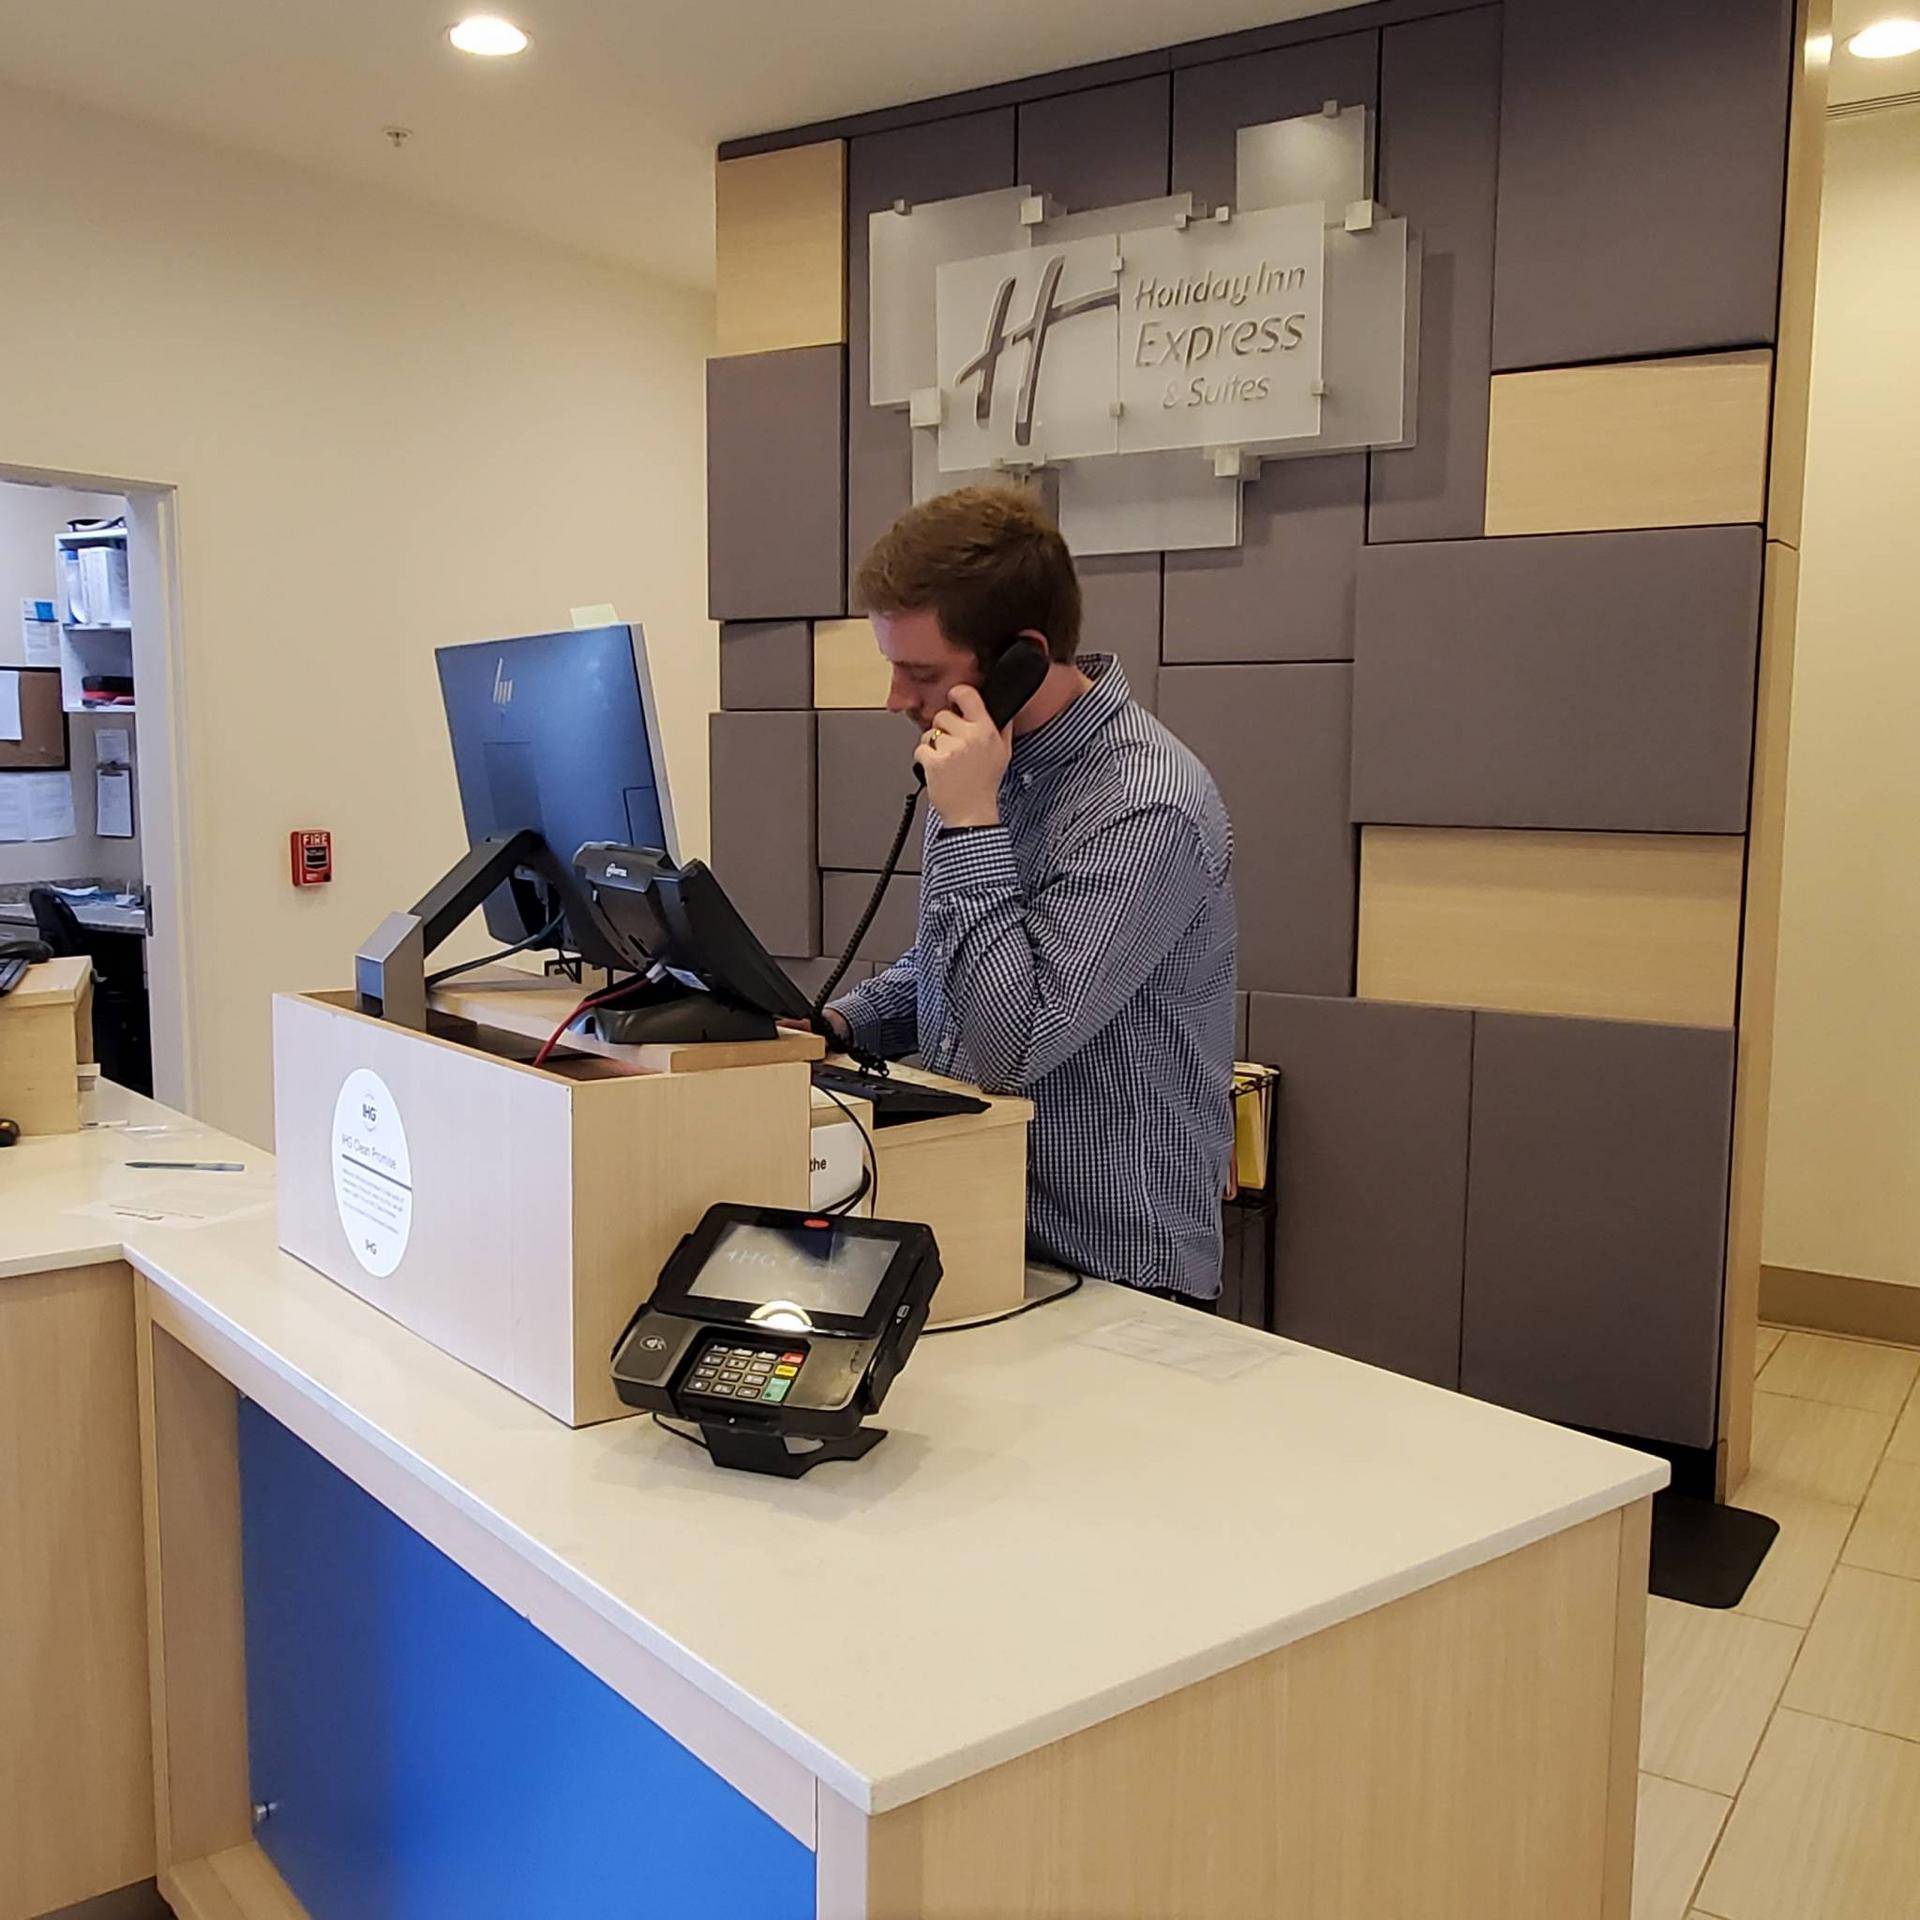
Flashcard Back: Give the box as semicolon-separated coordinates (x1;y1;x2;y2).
1491;0;1794;369
708;711;819;958
707;346;847;620
1352;525;1764;833
1367;5;1502;542
1247;991;1473;1389
1158;663;1356;996
1461;1012;1736;1449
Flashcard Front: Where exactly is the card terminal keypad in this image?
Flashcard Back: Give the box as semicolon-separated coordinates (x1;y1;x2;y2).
684;1335;806;1406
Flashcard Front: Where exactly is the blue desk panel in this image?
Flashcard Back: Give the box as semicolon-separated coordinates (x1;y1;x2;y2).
239;1403;816;1920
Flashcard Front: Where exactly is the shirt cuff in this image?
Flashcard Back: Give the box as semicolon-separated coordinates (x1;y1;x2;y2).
924;822;1020;895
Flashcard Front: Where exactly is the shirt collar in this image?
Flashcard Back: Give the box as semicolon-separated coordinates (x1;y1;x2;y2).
1007;653;1128;783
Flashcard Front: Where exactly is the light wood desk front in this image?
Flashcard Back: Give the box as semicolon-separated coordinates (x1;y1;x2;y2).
0;1085;1664;1920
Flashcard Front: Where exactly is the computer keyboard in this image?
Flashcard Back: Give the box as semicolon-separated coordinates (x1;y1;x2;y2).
810;1064;990;1129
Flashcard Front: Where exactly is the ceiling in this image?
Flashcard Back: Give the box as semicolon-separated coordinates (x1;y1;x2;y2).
0;0;1369;290
1830;0;1920;106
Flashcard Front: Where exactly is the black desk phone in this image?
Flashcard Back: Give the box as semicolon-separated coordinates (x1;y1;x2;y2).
610;1203;943;1477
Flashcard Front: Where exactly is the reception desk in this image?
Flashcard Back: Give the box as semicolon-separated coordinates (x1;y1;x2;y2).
2;1084;1665;1920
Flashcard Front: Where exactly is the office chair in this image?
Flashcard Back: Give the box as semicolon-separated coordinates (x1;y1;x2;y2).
29;887;152;1094
29;887;88;958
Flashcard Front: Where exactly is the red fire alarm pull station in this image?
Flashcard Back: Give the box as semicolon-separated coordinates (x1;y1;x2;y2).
291;830;332;887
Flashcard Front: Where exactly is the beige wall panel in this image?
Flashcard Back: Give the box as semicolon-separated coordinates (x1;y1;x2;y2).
1721;544;1801;1491
813;617;891;709
1766;0;1831;548
1485;351;1772;536
0;1264;154;1919
1357;827;1745;1028
864;1509;1631;1920
1763;103;1920;1302
715;143;847;357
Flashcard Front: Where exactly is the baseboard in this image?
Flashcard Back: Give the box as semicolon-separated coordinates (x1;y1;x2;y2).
1762;1263;1920;1346
37;1880;170;1920
157;1847;306;1920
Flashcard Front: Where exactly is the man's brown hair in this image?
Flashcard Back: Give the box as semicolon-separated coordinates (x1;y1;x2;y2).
853;485;1082;666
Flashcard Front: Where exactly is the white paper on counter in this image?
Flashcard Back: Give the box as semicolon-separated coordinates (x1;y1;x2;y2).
1075;1312;1284;1383
97;766;134;837
0;670;20;742
24;769;76;841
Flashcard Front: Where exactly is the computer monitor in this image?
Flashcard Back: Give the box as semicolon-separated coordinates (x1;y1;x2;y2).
436;624;678;955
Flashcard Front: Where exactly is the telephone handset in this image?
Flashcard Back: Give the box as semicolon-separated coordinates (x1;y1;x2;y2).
813;636;1052;1021
913;636;1051;788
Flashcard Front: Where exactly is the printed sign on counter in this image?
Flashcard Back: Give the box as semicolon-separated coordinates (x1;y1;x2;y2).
332;1067;413;1277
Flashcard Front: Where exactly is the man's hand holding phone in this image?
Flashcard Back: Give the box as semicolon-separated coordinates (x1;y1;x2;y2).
916;684;1011;829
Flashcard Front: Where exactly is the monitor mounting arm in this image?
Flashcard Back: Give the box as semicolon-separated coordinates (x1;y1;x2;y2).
354;830;623;1028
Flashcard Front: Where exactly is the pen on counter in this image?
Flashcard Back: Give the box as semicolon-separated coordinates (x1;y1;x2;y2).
124;1159;247;1173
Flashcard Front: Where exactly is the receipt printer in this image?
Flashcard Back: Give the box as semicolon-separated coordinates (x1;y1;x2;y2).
611;1203;943;1477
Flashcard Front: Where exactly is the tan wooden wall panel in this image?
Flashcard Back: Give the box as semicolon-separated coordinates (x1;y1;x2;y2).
1357;826;1745;1028
715;143;847;358
813;616;891;708
1485;350;1773;536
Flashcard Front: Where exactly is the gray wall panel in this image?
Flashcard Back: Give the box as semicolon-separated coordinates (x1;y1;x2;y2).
1247;992;1472;1388
708;347;847;620
1460;1012;1736;1449
822;869;922;967
1491;0;1793;369
1352;526;1763;833
719;620;812;710
818;709;926;873
1171;30;1380;208
1158;664;1356;996
1367;6;1502;543
1077;552;1162;711
1016;74;1171;208
708;711;819;957
777;954;873;997
847;111;1018;599
1163;453;1367;662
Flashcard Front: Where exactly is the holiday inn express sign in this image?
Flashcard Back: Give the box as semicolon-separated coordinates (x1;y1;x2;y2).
867;103;1421;553
937;201;1329;463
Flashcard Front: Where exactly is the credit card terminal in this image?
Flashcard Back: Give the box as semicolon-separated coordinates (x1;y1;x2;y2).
610;1203;943;1477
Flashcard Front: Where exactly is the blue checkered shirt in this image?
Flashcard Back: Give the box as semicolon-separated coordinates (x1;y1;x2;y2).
831;656;1237;1298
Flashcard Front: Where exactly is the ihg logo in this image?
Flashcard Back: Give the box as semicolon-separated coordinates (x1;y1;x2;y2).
954;253;1119;451
362;1099;379;1127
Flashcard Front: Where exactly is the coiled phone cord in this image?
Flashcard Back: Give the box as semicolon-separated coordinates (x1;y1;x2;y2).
809;786;920;1021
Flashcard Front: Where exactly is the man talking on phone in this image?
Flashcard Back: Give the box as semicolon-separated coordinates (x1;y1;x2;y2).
820;486;1237;1308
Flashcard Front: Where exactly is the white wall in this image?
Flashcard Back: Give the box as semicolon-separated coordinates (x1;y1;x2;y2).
0;483;143;893
0;79;715;1146
1764;102;1920;1290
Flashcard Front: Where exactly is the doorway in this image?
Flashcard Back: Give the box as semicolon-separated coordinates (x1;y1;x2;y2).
0;465;193;1109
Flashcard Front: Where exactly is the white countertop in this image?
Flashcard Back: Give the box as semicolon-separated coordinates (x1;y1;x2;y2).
2;1085;1668;1815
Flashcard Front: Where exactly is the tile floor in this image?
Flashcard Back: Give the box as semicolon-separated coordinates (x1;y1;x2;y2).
1635;1324;1920;1919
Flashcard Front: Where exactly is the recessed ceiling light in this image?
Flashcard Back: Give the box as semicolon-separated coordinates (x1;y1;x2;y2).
449;15;529;57
1846;17;1920;58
